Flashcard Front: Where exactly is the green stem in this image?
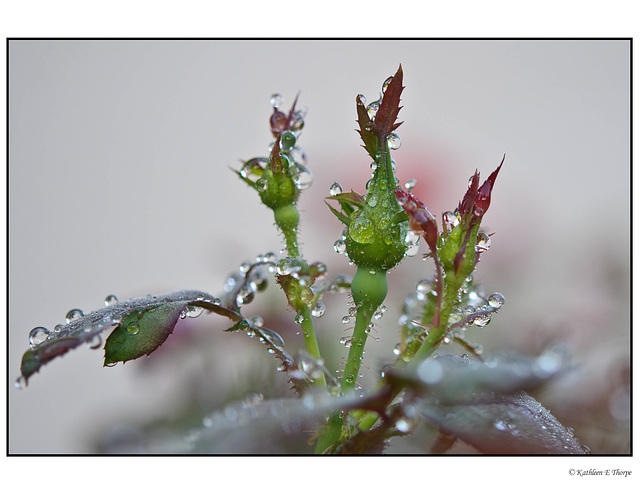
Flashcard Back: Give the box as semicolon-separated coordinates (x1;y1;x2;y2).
299;306;326;388
341;305;373;393
313;305;374;453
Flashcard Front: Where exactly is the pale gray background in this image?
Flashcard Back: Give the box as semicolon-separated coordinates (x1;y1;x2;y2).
9;40;630;453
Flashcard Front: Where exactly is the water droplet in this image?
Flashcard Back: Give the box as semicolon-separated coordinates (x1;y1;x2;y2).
369;161;378;172
311;302;326;318
349;215;374;244
476;232;491;252
236;286;255;306
339;336;352;347
293;164;313;190
373;305;387;320
404;179;417;191
366;101;379;119
126;322;140;335
382;76;394;92
240;157;267;181
294;314;304;325
86;334;102;350
185;305;204;318
473;313;491;327
270;93;283;108
279;130;296;151
443;211;460;230
488;292;505;308
387;133;401;150
333;239;346;254
29;326;50;347
357;94;367;106
342;316;351;325
251;316;264;328
329;182;342;196
65;308;84;323
256;177;267;192
14;376;27;390
104;294;118;307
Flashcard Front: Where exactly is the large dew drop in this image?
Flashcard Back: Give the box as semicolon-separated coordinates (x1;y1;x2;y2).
65;308;84;323
329;182;343;196
270;93;283;109
382;76;394;93
104;294;118;307
387;133;402;150
488;292;505;308
29;327;50;348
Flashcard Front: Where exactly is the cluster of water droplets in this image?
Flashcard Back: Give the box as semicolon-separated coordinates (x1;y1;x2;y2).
393;274;506;359
268;94;312;191
222;255;276;308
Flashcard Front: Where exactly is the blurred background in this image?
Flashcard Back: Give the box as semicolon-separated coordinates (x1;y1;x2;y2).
8;40;630;453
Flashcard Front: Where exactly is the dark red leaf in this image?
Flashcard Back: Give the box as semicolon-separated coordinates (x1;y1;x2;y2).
458;170;479;218
373;64;404;139
475;155;505;213
394;189;438;253
355;94;379;159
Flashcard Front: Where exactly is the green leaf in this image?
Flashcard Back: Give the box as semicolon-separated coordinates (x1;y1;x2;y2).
325;190;366;208
103;302;186;365
19;290;240;382
325;200;350;225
